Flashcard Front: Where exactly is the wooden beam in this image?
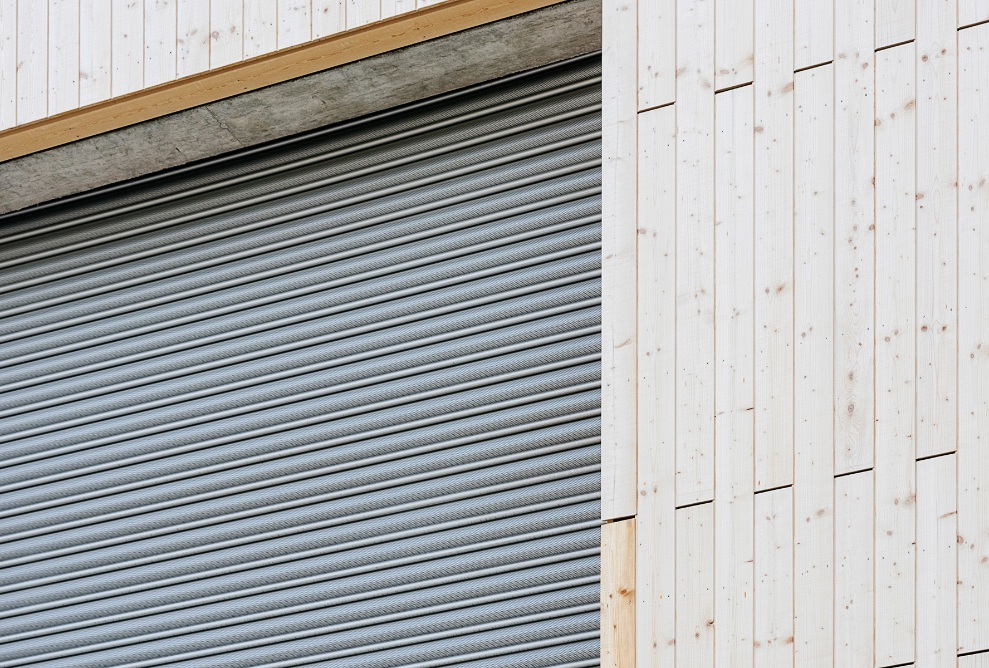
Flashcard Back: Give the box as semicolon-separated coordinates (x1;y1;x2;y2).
602;519;636;668
0;0;567;162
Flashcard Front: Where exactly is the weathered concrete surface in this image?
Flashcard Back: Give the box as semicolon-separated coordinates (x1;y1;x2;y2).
0;0;600;215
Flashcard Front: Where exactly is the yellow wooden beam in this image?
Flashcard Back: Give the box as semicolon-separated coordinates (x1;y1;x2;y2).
602;518;636;668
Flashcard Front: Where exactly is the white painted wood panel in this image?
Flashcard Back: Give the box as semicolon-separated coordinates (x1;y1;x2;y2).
916;454;957;668
916;0;959;459
676;503;714;668
144;0;177;88
210;0;243;69
278;0;312;48
874;42;917;667
795;0;833;70
638;0;676;109
753;0;794;491
80;0;113;106
602;0;639;521
834;471;874;668
245;0;278;58
961;653;989;668
112;0;145;96
959;0;989;26
793;64;834;668
877;0;916;48
834;0;875;475
176;0;209;79
49;0;80;115
0;0;13;130
715;0;753;90
754;487;794;667
312;0;345;38
382;0;417;19
674;0;715;507
958;22;989;655
17;0;47;124
635;104;677;668
347;0;381;29
713;83;755;668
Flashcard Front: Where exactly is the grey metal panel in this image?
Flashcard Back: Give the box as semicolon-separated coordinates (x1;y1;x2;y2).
0;54;601;667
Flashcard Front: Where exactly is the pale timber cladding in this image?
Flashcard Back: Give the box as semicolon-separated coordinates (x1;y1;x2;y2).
0;0;449;130
603;0;989;665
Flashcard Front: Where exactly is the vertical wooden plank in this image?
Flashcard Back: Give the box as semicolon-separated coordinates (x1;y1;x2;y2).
958;22;989;655
834;0;875;475
176;0;208;78
754;487;794;667
347;0;380;28
874;42;917;667
0;0;14;129
602;519;636;668
753;0;794;491
112;0;144;97
381;0;416;19
602;0;638;521
961;654;989;668
674;0;715;507
676;503;715;668
916;454;957;668
793;64;835;668
638;0;676;109
715;0;754;90
144;0;176;88
80;0;112;106
795;0;834;70
209;0;242;69
916;0;958;460
17;0;47;123
312;0;345;38
49;0;80;116
713;83;755;668
635;105;677;668
244;0;278;58
834;471;874;668
959;0;989;26
877;0;916;48
277;0;311;48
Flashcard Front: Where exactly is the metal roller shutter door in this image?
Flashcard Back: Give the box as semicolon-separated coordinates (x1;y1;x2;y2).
0;55;601;667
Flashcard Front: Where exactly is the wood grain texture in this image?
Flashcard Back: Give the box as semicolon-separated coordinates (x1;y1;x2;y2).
348;0;382;28
17;0;48;124
877;0;916;47
676;503;714;668
635;105;676;668
715;0;753;90
674;0;715;507
713;83;755;668
245;0;279;57
916;453;957;668
637;0;676;109
177;0;209;78
959;0;989;26
144;0;177;88
834;471;874;668
753;0;794;492
874;42;917;667
210;0;244;69
602;519;636;668
0;0;13;130
958;22;989;655
602;0;639;521
278;0;312;47
834;0;875;475
795;0;833;70
793;64;834;668
112;0;145;96
383;0;418;19
961;653;989;668
49;0;80;116
754;487;794;667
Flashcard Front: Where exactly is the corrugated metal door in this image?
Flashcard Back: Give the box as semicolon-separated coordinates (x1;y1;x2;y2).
0;55;601;667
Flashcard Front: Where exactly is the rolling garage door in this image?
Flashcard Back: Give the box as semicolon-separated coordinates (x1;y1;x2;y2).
0;54;601;667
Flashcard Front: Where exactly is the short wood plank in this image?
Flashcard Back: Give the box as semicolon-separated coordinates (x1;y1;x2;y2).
834;471;874;668
637;0;676;109
49;0;80;115
874;42;917;666
713;83;755;668
674;0;715;507
754;487;794;667
245;0;278;57
635;105;677;668
348;0;382;28
958;22;989;654
916;0;959;459
961;653;989;668
602;519;636;668
676;503;715;668
210;0;243;69
277;0;312;48
959;0;989;26
715;0;754;90
793;63;834;668
754;0;794;491
17;0;47;123
112;0;145;97
177;0;209;78
834;0;875;475
916;454;957;668
877;0;916;48
795;0;834;70
601;0;638;521
144;0;177;88
0;0;13;129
